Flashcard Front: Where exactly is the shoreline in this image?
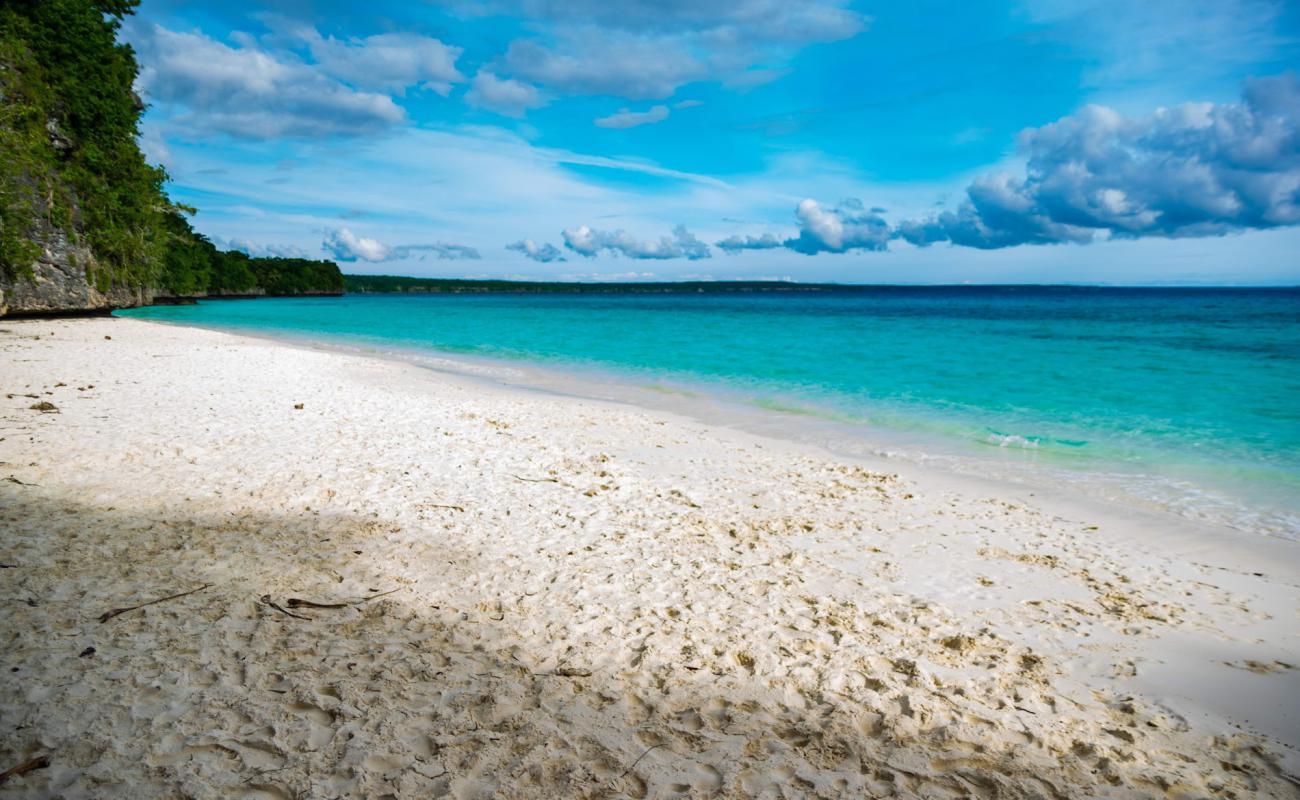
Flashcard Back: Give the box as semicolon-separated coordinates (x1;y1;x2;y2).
122;308;1300;542
1;317;1297;798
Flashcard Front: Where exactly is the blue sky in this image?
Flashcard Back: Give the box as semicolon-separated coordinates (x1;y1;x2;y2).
125;0;1300;283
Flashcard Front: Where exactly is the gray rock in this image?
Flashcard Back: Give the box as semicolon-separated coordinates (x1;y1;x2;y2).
0;227;152;317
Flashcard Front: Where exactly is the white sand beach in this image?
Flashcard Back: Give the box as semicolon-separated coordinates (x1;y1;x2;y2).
1;317;1297;799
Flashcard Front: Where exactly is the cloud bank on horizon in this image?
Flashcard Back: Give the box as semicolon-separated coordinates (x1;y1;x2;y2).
127;0;1300;282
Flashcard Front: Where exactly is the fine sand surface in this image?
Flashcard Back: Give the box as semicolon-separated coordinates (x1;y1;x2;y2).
1;317;1298;800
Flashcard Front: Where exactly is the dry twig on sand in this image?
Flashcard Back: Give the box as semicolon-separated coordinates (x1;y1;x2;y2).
0;756;50;784
259;595;311;620
284;587;402;610
98;584;212;623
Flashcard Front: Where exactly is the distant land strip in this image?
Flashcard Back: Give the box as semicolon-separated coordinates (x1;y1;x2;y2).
342;276;1295;294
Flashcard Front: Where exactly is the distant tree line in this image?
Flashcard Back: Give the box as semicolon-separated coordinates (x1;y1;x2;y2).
344;274;844;294
160;212;342;296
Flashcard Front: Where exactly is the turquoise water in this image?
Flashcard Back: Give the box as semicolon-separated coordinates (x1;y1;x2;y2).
119;287;1300;536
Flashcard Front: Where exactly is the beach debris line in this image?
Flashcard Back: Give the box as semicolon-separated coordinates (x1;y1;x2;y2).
98;583;212;623
0;755;50;784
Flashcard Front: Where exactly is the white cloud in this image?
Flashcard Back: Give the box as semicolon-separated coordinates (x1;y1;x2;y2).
131;24;404;139
323;228;480;262
465;71;546;117
505;35;707;100
323;228;392;261
562;224;711;259
716;232;784;252
296;29;464;95
496;0;865;100
594;105;670;129
507;239;566;261
786;198;891;254
212;236;311;259
896;74;1300;248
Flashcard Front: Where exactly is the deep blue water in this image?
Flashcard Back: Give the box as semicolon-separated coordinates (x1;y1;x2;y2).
119;287;1300;536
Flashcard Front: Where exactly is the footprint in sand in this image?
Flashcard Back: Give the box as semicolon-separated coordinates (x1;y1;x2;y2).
288;701;335;749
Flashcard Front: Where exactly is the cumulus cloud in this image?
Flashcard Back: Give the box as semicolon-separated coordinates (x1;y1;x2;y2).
131;24;404;139
562;224;711;259
295;29;464;95
507;239;566;262
465;70;546;117
897;74;1300;248
594;105;669;129
212;236;311;259
715;232;784;253
323;228;480;262
786;198;891;254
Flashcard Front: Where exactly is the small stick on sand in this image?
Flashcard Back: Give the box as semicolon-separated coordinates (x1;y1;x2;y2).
259;595;311;620
616;744;666;781
286;598;348;610
512;474;558;483
0;755;50;784
427;504;465;512
285;587;402;610
3;476;37;486
98;583;212;623
357;587;402;602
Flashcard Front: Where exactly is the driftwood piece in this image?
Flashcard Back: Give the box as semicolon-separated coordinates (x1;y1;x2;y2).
0;755;50;784
512;474;558;484
98;584;212;623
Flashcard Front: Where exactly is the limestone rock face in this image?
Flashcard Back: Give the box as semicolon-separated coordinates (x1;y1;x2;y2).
0;229;152;317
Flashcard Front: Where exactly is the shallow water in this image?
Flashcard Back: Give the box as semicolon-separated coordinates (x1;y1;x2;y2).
119;286;1300;537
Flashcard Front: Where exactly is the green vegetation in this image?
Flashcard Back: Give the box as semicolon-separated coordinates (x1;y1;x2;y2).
0;0;164;286
0;0;342;302
344;275;847;294
158;211;342;296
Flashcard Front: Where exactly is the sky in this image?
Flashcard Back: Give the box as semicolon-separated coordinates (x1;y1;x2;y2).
124;0;1300;284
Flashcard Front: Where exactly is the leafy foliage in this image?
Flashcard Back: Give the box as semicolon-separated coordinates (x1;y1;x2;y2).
0;0;165;286
1;0;341;298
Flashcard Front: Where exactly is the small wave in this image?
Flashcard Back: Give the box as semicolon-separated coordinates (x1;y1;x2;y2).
984;431;1042;449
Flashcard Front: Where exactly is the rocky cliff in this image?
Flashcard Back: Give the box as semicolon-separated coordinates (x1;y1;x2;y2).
0;232;150;318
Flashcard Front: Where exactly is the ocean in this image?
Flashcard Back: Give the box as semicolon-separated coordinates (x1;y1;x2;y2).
119;286;1300;538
